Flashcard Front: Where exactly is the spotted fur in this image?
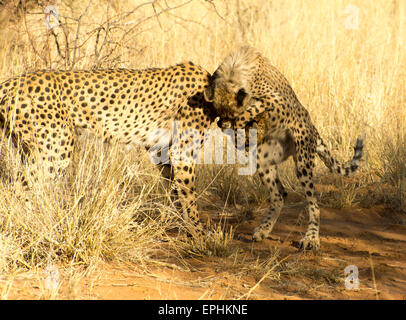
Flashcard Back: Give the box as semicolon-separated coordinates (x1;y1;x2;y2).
0;62;218;234
204;46;363;250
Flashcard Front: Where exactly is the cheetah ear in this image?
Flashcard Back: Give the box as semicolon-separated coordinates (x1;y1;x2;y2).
204;85;214;102
236;88;247;107
204;70;219;102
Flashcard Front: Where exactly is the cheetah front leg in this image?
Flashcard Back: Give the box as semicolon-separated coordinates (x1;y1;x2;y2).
169;116;208;237
171;161;203;236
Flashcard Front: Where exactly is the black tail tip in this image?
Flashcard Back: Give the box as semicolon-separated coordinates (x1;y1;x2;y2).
354;138;364;154
352;138;364;163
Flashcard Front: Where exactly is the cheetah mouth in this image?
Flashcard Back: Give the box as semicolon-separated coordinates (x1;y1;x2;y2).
217;117;235;129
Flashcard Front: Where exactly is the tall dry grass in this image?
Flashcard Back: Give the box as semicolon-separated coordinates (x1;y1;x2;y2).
0;0;405;284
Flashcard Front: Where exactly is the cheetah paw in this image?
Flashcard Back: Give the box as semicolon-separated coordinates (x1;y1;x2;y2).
252;227;270;242
298;236;320;251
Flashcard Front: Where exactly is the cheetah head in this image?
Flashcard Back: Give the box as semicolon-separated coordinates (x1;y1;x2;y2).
204;46;260;124
203;69;251;121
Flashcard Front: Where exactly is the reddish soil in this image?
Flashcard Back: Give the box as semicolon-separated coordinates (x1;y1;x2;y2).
6;194;406;300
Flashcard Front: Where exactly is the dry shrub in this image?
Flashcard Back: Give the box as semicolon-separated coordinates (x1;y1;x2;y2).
0;133;180;272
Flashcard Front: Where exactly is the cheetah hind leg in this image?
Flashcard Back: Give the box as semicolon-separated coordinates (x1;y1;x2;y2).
253;164;285;241
10;125;75;212
252;137;290;241
25;125;75;187
295;157;321;251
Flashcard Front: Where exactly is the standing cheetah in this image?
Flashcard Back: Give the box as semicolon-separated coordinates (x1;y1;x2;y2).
0;62;218;235
204;46;363;250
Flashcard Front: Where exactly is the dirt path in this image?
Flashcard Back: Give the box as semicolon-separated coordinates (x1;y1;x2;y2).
6;198;406;300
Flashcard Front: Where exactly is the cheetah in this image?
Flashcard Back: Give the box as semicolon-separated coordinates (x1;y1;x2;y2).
0;62;219;235
204;46;363;250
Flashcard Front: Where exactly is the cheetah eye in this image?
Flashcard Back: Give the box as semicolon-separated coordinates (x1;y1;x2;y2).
236;88;247;107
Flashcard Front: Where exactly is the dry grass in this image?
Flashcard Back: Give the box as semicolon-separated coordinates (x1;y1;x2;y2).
0;133;180;270
0;0;405;298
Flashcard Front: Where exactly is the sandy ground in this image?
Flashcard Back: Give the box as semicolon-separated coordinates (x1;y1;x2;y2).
5;193;406;300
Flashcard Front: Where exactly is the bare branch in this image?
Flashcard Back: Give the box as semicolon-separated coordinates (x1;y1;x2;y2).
70;0;93;69
17;0;200;70
204;0;231;25
151;1;163;30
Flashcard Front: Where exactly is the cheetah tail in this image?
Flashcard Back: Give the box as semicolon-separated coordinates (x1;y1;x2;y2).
316;136;364;176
